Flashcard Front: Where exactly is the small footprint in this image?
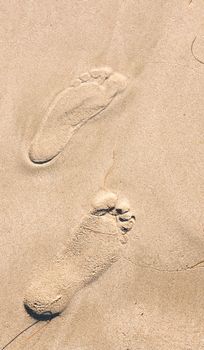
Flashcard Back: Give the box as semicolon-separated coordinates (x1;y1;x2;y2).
29;67;127;164
24;190;135;317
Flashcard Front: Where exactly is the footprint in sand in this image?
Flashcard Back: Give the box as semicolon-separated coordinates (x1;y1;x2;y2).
24;190;135;318
29;67;128;164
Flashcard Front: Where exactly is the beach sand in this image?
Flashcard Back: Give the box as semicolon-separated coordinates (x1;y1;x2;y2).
0;1;203;349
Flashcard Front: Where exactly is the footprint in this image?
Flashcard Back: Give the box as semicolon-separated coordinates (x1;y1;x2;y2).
29;67;127;164
24;190;135;317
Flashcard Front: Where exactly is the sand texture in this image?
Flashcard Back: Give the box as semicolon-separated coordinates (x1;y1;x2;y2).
0;1;204;349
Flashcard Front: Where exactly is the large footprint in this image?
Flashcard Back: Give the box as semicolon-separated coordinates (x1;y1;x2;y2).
29;67;127;164
24;190;135;318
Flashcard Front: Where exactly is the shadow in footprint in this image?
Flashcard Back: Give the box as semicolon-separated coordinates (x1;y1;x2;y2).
24;304;58;321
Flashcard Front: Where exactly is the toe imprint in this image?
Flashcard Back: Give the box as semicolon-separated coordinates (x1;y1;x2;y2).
28;66;128;165
79;72;91;82
24;190;135;317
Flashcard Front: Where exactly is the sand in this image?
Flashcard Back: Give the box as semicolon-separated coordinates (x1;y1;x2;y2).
0;1;203;349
